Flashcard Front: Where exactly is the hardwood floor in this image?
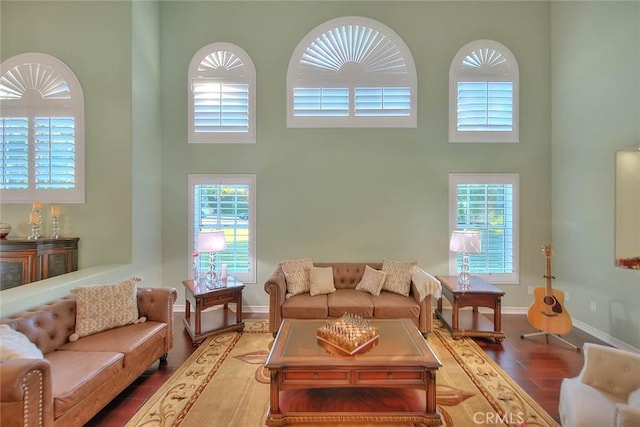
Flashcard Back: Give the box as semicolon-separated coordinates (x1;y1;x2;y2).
87;312;606;426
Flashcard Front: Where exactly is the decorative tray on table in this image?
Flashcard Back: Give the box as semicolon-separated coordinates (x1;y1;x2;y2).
316;313;379;356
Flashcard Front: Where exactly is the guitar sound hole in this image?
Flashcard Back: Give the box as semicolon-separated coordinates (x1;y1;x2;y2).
543;296;556;305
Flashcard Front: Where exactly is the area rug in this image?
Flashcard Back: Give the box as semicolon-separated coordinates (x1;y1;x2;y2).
126;319;559;427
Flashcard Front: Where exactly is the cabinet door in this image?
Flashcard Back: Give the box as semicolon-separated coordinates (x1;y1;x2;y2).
0;250;38;289
41;247;75;279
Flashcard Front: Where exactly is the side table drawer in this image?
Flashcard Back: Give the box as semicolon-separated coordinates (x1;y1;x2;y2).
203;290;236;306
356;369;425;385
282;370;351;385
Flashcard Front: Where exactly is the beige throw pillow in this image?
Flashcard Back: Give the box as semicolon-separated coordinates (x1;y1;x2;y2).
309;266;336;296
70;276;143;341
381;259;417;296
355;265;387;296
281;258;313;298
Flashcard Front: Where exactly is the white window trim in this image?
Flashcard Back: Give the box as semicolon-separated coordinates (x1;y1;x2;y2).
449;40;519;143
188;42;256;144
188;173;257;283
0;52;85;203
448;173;520;284
287;16;417;128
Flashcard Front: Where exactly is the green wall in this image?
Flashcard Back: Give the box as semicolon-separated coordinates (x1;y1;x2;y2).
551;2;640;349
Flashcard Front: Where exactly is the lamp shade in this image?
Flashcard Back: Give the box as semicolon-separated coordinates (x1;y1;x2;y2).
196;230;227;253
449;230;482;254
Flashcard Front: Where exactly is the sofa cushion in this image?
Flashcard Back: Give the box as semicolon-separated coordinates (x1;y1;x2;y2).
59;321;166;368
629;388;640;407
281;258;313;297
0;324;43;361
560;376;623;427
381;259;416;297
355;265;387;296
47;350;123;419
71;276;142;341
309;266;336;296
373;291;421;323
282;293;328;319
327;289;374;318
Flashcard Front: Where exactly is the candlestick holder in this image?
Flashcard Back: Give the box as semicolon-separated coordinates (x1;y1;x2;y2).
51;215;60;239
28;209;41;240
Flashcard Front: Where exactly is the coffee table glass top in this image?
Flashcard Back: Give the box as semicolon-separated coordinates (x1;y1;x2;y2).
270;319;440;368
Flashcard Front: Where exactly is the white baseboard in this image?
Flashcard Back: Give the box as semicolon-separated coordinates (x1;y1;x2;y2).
173;304;638;353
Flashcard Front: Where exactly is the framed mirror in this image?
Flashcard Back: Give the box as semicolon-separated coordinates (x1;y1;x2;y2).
615;144;640;269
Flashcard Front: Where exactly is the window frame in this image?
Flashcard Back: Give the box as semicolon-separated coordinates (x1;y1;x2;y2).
448;173;520;284
0;52;85;203
188;42;256;144
449;39;519;143
188;173;257;283
287;16;417;128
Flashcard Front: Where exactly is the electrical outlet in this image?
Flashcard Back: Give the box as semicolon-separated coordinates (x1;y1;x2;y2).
590;301;597;312
528;286;534;295
565;292;569;301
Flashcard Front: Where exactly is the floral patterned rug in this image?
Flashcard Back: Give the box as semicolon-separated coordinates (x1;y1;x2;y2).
126;319;559;427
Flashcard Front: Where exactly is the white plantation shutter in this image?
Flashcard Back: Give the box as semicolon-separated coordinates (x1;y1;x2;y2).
188;174;256;283
449;40;519;143
288;17;417;127
0;53;84;202
188;43;256;143
449;173;519;284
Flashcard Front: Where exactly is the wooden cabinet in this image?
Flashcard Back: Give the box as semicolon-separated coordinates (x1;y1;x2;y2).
0;238;79;290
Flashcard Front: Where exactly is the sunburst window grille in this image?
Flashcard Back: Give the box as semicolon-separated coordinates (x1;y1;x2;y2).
288;17;417;128
188;43;256;143
449;40;519;143
0;53;84;203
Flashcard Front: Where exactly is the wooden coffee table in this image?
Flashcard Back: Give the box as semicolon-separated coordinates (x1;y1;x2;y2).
264;318;442;426
435;275;505;342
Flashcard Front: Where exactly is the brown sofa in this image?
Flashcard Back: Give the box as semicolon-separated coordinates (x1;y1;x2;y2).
264;262;441;337
0;286;177;427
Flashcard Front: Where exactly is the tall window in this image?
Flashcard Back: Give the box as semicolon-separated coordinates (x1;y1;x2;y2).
0;53;85;203
449;173;519;284
287;16;417;128
188;174;256;283
188;43;256;143
449;40;519;143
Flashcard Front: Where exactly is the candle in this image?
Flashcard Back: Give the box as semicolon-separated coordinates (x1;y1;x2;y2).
32;202;42;210
29;212;39;224
51;206;61;216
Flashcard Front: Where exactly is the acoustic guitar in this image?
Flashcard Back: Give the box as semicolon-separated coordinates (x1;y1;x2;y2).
527;245;573;335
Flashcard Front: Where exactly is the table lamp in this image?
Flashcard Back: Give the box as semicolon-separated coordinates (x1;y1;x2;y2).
196;230;227;286
449;230;482;286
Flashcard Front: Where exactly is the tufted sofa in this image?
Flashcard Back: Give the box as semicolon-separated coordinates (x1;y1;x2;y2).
0;287;177;427
264;262;441;337
559;342;640;427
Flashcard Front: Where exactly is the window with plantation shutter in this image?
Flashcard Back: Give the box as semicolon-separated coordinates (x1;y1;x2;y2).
287;16;417;128
449;173;519;284
188;174;256;283
449;40;519;143
188;43;256;143
0;53;85;203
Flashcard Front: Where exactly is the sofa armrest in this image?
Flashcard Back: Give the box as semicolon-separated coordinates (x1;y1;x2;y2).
264;266;287;335
578;343;640;401
616;404;640;427
1;359;54;427
137;287;178;353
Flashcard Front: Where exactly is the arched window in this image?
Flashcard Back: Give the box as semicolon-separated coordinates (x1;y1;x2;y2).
0;53;85;203
287;16;417;128
449;40;519;143
188;42;256;143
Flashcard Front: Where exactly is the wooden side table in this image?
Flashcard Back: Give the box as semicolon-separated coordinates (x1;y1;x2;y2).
435;275;505;343
182;276;245;345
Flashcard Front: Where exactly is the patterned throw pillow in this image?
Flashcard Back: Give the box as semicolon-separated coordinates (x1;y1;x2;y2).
70;276;143;341
381;259;417;296
355;265;387;296
280;258;313;297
